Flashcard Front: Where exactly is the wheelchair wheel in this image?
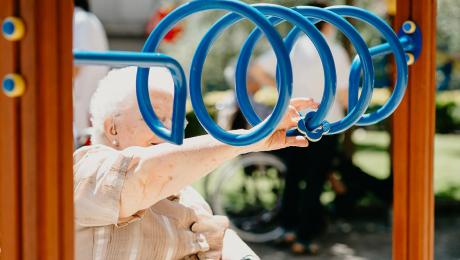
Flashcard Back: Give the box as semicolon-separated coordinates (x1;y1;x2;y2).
210;152;287;243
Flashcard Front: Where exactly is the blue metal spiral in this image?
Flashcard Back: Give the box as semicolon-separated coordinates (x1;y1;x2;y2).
73;0;422;146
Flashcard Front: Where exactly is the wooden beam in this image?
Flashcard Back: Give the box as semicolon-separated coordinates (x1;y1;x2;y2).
0;0;21;259
0;0;74;259
57;1;75;259
392;0;436;259
19;0;74;259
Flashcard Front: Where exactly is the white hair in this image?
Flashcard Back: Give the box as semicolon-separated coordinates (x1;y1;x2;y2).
90;66;174;145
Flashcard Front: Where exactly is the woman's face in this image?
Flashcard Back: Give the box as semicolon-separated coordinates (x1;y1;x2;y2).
111;90;174;149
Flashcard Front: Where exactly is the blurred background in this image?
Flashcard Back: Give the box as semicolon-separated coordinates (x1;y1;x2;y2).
75;0;460;259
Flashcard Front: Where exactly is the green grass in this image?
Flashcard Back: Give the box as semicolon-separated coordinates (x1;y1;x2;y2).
194;131;460;202
352;129;391;179
352;130;460;200
433;134;460;199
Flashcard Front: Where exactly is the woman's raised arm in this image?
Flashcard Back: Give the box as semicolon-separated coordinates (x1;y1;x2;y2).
118;98;318;219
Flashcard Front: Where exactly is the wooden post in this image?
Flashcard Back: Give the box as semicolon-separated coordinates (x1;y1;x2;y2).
0;0;21;259
392;0;437;260
0;0;74;259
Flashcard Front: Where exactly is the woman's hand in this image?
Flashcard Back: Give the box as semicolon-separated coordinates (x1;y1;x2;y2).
191;215;229;260
191;216;260;260
252;98;319;152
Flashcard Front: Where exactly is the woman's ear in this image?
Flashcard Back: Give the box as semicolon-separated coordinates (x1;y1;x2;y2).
103;117;118;146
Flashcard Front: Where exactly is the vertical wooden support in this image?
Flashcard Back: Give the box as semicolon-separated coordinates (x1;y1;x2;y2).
392;0;437;260
0;0;21;259
0;0;74;259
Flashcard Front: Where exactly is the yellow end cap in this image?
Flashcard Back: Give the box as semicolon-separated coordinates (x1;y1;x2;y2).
2;17;25;41
2;74;26;97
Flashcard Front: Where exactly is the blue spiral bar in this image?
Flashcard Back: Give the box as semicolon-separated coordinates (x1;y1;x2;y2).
234;6;375;138
348;33;420;124
201;4;338;142
328;6;408;126
72;2;422;146
139;0;293;146
236;5;337;134
348;43;398;113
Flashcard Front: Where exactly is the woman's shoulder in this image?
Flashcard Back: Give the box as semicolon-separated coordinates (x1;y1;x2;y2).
73;144;117;164
73;144;137;183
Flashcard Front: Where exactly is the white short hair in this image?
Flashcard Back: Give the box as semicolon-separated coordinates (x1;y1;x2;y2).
90;66;174;145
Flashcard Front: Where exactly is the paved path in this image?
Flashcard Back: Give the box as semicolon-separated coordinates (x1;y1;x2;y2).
248;215;460;260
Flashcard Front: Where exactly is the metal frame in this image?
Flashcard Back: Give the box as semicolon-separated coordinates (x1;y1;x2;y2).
0;0;437;259
73;1;422;146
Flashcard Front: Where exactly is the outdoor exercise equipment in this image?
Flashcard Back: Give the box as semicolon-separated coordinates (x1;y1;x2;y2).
72;0;423;146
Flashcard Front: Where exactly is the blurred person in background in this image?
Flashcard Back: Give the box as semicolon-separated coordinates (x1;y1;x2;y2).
249;1;350;254
73;0;109;147
249;1;393;254
438;58;454;91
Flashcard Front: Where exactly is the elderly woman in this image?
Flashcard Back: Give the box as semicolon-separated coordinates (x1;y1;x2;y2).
74;66;317;260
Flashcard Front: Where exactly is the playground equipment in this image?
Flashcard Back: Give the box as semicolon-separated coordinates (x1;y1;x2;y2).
73;1;424;241
0;0;436;259
72;0;422;146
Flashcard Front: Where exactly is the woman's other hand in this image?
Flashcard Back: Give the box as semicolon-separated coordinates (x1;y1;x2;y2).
192;215;229;260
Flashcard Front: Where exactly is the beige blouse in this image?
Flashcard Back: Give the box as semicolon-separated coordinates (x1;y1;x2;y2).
74;145;234;260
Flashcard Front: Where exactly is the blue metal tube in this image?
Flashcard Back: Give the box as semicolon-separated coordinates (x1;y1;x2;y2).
234;5;337;132
347;43;393;118
140;0;293;146
202;4;339;142
74;50;179;68
347;35;415;114
329;6;408;126
73;50;188;144
72;2;421;146
231;6;375;138
262;7;375;136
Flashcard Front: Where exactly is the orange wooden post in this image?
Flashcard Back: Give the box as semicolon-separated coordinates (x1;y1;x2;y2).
0;0;21;259
392;0;437;260
0;0;74;259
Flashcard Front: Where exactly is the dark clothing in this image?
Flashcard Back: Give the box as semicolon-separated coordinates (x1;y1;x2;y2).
333;158;393;218
231;108;392;240
438;60;454;91
274;135;339;240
